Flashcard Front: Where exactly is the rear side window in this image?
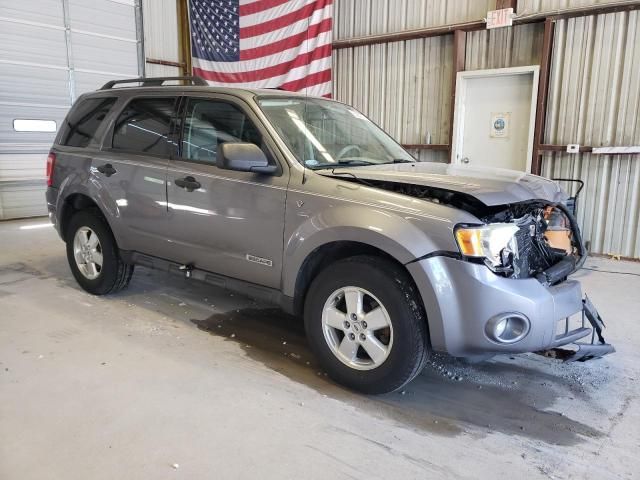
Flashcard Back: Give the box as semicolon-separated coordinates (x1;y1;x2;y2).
181;99;262;164
59;97;116;147
112;97;178;156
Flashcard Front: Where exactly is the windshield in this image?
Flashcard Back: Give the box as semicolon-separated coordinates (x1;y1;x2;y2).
256;97;415;169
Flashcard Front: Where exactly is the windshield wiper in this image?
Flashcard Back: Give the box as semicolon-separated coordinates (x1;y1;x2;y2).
311;159;377;169
385;158;416;164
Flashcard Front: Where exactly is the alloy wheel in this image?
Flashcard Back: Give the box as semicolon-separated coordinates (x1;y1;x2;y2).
73;226;103;280
321;286;393;371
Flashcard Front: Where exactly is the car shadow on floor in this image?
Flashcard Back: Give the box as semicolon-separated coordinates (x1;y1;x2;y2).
192;307;604;446
37;257;607;445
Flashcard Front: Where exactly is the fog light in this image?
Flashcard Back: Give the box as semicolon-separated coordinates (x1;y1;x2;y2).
485;313;530;344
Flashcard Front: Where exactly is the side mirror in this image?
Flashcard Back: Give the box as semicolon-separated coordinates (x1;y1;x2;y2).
217;142;277;174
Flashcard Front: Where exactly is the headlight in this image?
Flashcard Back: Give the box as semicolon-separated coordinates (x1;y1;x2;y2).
455;224;519;268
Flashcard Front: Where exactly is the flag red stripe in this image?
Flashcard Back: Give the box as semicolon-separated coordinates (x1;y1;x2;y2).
239;0;290;16
193;43;331;83
240;17;331;61
240;0;331;39
279;68;331;91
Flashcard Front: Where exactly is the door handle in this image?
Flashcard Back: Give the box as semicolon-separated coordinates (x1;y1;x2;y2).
461;157;470;164
96;163;117;177
174;176;201;192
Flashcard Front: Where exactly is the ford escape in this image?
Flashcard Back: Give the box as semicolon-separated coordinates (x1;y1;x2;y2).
45;76;614;394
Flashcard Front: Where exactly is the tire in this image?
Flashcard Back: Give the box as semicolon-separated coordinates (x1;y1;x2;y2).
304;255;429;394
65;209;134;295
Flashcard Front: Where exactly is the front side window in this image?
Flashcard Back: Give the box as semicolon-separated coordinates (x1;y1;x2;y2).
256;97;415;169
112;97;178;156
59;97;116;147
181;98;262;165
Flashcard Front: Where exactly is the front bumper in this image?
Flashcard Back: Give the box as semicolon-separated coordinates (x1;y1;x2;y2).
407;256;614;359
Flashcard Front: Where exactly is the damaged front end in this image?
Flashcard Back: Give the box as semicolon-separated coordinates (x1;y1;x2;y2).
462;201;586;285
360;179;615;362
455;201;615;361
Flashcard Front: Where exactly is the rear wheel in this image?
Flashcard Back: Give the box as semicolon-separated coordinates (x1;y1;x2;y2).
304;255;429;394
66;210;133;295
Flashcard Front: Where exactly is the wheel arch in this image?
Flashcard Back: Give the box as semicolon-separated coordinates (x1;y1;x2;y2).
59;192;116;243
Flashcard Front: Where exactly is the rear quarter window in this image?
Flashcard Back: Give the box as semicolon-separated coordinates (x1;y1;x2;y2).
59;97;117;147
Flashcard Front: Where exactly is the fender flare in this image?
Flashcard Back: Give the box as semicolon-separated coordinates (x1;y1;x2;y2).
57;177;124;245
281;205;448;298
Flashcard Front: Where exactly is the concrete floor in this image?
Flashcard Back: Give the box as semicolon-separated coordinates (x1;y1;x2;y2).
1;218;639;480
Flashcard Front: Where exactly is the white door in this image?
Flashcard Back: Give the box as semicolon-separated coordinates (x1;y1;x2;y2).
451;66;539;172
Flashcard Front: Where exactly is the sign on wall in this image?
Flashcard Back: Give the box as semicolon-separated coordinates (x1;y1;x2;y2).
486;8;514;29
490;112;511;138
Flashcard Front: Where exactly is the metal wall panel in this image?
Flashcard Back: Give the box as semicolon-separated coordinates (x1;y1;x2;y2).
542;10;640;257
334;0;495;40
518;0;638;15
0;0;64;26
0;0;143;220
68;0;137;39
545;11;640;145
543;153;640;258
71;32;139;74
465;22;544;70
0;20;68;67
0;64;70;107
333;35;452;155
145;64;181;77
142;0;181;63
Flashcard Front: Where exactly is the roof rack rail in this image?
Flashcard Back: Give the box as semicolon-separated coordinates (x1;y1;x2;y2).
100;76;208;90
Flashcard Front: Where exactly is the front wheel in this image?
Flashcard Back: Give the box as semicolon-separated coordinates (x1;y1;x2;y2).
304;256;430;394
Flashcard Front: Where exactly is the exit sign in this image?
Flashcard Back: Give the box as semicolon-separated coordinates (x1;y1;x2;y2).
486;8;514;29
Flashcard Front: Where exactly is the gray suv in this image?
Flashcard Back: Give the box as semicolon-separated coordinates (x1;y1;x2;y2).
46;76;613;394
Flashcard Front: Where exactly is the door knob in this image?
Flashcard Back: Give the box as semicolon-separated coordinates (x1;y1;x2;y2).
174;176;201;192
461;157;470;164
96;163;117;177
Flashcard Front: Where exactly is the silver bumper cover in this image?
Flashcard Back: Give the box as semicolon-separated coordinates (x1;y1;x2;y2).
408;256;614;359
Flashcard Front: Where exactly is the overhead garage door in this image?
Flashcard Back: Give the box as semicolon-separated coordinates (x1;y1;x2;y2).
0;0;143;220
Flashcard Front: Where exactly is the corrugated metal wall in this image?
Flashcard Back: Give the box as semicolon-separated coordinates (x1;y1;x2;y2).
518;0;639;15
334;0;494;40
542;10;640;257
0;0;143;220
332;0;640;257
333;35;453;163
142;0;182;77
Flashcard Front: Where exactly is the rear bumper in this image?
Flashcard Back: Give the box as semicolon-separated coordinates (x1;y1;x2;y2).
45;186;63;240
407;256;612;358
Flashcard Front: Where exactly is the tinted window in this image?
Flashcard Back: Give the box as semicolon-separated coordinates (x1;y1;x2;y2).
181;99;262;164
112;97;178;156
59;97;116;147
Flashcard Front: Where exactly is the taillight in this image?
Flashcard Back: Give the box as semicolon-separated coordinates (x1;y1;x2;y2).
46;152;56;187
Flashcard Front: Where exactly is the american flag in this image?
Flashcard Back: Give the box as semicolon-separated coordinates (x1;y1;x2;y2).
189;0;332;97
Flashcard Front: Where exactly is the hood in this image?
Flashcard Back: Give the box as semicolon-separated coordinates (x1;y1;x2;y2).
318;162;566;206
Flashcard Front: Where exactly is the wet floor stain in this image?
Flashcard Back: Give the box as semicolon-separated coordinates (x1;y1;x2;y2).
192;307;604;446
18;258;607;446
0;262;52;286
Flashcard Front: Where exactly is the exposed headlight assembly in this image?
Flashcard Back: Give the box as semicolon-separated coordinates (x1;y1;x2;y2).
455;224;519;270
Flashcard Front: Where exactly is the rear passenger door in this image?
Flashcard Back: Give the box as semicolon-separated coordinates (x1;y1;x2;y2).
93;95;179;257
165;95;288;289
